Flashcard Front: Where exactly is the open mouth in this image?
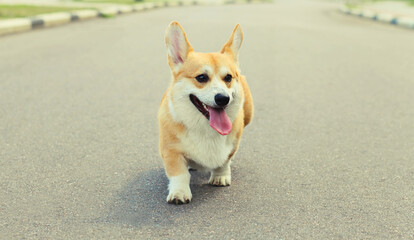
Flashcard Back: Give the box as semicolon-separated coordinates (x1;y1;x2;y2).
189;94;232;135
190;94;211;120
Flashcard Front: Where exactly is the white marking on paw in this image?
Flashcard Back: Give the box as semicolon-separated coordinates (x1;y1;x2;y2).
209;162;231;186
209;174;231;186
167;172;192;204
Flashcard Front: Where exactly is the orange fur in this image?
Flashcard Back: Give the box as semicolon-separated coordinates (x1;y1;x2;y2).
240;75;253;126
158;106;187;177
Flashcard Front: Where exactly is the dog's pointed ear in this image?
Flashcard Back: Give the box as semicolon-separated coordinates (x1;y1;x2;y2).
220;24;243;61
165;21;193;69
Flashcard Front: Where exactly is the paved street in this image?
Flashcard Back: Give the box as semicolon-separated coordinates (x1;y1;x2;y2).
1;0;413;238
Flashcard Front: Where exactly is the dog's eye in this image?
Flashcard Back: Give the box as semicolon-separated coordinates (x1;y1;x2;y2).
224;74;232;82
195;74;209;83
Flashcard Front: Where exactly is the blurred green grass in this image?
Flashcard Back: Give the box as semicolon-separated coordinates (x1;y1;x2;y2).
0;0;164;19
5;0;412;20
0;5;89;19
72;0;165;4
374;0;414;5
347;0;414;6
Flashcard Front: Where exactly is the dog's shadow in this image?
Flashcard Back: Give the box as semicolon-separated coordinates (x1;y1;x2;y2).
103;168;231;227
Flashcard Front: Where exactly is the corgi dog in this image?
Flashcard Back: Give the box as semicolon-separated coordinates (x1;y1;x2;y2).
158;22;253;204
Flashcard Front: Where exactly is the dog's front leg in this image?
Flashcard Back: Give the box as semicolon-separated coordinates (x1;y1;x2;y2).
163;151;192;204
209;161;231;186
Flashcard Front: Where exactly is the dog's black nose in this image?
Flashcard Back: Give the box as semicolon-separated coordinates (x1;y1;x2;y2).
215;94;230;107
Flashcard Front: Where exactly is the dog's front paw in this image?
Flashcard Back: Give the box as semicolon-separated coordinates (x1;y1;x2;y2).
167;188;192;204
209;175;231;186
167;173;192;204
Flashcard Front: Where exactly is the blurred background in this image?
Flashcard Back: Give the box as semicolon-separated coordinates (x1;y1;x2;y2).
0;0;414;20
1;0;413;239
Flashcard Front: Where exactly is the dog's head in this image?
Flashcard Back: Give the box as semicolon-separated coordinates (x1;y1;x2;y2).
165;21;244;135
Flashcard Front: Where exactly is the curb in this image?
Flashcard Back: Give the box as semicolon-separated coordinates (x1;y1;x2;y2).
339;5;414;30
0;0;268;36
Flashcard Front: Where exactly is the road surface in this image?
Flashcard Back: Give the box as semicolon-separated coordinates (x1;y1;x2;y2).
1;0;413;238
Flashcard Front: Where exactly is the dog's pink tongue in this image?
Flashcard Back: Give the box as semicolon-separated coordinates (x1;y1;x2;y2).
207;106;232;135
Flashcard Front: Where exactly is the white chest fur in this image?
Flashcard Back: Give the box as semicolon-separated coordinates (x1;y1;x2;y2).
180;127;234;170
167;81;243;170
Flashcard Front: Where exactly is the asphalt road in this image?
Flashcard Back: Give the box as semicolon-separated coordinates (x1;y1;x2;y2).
1;0;413;239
